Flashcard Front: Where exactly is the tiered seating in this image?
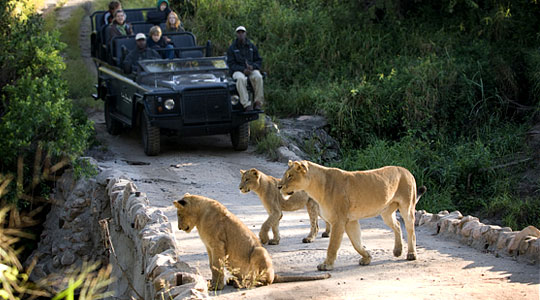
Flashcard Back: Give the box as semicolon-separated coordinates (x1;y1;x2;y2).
91;9;210;67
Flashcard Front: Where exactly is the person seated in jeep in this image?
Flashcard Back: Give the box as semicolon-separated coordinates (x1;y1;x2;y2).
147;26;174;59
107;10;133;44
226;26;264;111
122;33;161;74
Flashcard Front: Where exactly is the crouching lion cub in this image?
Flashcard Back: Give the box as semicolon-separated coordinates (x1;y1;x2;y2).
173;193;331;290
278;160;427;271
239;168;330;245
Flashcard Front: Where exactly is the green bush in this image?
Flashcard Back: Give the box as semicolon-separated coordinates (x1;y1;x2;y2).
0;1;93;205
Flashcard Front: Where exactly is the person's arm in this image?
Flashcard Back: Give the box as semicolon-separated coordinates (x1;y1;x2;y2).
122;51;134;73
226;44;244;74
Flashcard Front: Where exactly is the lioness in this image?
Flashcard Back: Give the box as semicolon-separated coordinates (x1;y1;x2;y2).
239;168;330;245
173;193;330;290
278;160;427;271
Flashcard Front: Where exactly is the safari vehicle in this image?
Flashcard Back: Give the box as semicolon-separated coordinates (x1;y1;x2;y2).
89;8;261;155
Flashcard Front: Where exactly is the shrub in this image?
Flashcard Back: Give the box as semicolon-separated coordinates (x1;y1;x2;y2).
0;1;93;205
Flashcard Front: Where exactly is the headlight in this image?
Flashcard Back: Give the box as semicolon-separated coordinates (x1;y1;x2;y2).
164;99;175;110
231;95;240;105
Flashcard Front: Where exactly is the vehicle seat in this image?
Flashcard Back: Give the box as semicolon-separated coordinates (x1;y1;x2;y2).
125;10;144;22
112;36;136;66
167;33;204;58
132;22;154;36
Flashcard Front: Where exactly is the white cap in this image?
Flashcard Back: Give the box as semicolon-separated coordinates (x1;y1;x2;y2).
235;26;246;32
135;33;146;40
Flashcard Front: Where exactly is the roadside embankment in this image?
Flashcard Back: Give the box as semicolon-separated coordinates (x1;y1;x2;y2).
27;158;208;299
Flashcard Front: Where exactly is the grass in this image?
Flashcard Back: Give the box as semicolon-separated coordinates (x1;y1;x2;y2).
44;4;99;111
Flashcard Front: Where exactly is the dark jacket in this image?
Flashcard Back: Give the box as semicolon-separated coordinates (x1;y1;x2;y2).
122;46;161;73
226;38;262;76
147;0;171;24
147;36;169;49
108;22;133;44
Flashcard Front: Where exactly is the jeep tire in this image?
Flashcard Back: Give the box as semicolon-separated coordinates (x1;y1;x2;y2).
231;122;250;151
104;97;122;135
140;110;160;156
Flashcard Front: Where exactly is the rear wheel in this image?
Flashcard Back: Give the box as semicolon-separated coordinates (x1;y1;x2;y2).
104;97;122;135
140;110;160;156
231;122;250;151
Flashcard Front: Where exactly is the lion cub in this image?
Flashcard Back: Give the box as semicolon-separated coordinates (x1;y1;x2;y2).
239;168;330;245
173;193;330;290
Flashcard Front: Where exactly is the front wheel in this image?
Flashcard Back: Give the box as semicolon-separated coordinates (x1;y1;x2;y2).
140;110;160;156
104;97;122;135
231;122;250;151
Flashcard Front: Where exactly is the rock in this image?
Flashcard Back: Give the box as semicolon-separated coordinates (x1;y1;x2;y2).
496;231;517;250
508;225;540;254
52;255;61;268
461;220;481;237
61;251;76;266
274;115;341;163
276;146;302;163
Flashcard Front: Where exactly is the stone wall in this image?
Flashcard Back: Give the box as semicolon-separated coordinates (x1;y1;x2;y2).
105;175;208;299
415;210;540;265
27;158;208;299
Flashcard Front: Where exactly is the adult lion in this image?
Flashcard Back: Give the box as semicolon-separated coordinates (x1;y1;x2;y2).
239;168;330;245
278;160;426;271
173;193;330;290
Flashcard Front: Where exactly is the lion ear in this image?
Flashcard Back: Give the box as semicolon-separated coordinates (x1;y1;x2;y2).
240;169;245;175
294;161;308;174
288;160;293;167
250;169;258;176
174;199;187;208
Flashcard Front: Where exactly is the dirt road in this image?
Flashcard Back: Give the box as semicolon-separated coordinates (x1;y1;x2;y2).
88;109;539;300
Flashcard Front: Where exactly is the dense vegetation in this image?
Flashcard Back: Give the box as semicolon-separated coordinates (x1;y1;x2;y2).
0;0;94;208
167;0;540;229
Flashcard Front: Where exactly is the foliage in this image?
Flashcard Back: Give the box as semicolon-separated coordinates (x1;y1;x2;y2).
0;1;93;206
0;207;113;300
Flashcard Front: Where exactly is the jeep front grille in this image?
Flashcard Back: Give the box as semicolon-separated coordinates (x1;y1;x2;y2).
183;88;231;124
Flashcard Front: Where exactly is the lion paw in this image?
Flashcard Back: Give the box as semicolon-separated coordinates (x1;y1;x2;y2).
209;280;224;291
302;237;314;243
393;247;402;257
322;232;330;238
317;263;334;271
406;252;417;260
259;234;269;245
268;239;280;245
359;256;371;266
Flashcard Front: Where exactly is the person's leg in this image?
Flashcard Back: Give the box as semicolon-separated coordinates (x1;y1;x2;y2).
233;71;251;109
249;70;264;109
165;44;174;59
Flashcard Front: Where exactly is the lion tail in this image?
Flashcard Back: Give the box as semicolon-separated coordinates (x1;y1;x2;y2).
416;186;427;203
273;273;331;283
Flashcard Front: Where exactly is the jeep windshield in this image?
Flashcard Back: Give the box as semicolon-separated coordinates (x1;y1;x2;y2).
137;57;229;86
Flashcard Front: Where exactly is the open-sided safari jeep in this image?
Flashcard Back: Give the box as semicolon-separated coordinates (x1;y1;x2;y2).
90;8;261;155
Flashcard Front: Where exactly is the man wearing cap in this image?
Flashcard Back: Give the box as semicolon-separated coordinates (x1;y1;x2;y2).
227;26;264;111
122;33;161;73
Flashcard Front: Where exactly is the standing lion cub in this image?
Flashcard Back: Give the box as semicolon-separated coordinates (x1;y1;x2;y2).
278;160;427;271
239;168;330;245
173;193;330;290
